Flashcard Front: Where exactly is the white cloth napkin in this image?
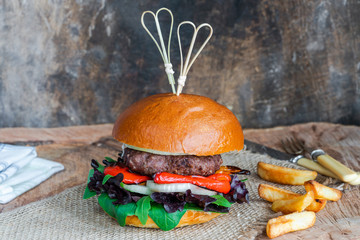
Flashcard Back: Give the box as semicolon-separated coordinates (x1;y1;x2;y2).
0;144;37;183
0;144;64;204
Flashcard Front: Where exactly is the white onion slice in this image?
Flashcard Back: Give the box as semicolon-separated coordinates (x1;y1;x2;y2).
190;185;217;196
122;183;153;195
123;181;218;196
146;180;217;196
147;180;191;193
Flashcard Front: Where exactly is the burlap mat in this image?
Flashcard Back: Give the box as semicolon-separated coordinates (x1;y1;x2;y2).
0;151;330;240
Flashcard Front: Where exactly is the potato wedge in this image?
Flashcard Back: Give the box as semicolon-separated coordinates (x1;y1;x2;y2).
266;211;316;239
258;183;327;212
306;198;327;212
304;180;342;201
257;162;317;185
258;183;299;202
271;191;314;214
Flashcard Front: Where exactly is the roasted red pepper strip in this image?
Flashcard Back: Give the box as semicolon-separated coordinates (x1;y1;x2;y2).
154;172;231;194
104;166;150;184
207;173;232;182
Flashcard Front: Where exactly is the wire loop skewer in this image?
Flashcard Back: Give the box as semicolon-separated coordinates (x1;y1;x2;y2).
176;22;213;95
141;8;176;94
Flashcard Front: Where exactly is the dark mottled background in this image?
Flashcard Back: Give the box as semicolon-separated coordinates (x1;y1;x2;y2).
0;0;359;128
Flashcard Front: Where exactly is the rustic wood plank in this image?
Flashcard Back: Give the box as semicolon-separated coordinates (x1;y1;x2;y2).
0;124;113;145
0;1;359;129
0;123;359;239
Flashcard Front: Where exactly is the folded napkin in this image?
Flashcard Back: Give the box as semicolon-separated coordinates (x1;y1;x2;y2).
0;144;64;204
0;144;37;183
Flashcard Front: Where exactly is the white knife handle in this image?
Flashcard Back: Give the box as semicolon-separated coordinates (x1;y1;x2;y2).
311;149;357;182
296;157;339;179
348;173;360;185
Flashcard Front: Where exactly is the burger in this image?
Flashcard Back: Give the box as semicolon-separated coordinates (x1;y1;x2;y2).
84;93;250;231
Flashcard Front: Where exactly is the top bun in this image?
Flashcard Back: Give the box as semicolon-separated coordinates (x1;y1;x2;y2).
112;93;243;156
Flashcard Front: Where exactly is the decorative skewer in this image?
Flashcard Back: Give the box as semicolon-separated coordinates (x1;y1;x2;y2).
176;21;213;95
141;8;176;94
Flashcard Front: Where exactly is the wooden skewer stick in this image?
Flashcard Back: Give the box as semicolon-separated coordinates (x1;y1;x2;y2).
176;21;213;95
141;8;176;94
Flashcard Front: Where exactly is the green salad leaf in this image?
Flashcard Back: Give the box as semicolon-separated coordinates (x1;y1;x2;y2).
98;193;137;226
83;169;96;199
102;174;113;185
98;193;117;218
148;202;186;231
211;195;232;207
94;160;105;173
104;156;117;163
135;196;152;225
184;203;203;211
115;202;137;226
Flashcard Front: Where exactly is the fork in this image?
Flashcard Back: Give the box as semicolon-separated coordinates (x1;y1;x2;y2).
281;138;308;156
282;137;360;184
281;138;340;179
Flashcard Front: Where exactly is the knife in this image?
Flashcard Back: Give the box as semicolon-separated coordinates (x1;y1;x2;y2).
311;149;359;183
244;139;339;179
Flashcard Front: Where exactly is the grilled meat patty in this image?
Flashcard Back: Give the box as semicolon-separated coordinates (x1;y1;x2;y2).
122;148;222;176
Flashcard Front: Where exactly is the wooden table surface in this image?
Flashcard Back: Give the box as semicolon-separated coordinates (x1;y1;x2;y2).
0;122;359;239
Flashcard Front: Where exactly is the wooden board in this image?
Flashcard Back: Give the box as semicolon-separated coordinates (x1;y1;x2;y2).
0;122;359;239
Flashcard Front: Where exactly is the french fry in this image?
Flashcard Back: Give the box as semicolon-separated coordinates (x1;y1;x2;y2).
258;183;327;212
304;180;342;201
266;211;316;239
258;183;299;202
257;162;317;185
271;191;314;214
306;199;327;212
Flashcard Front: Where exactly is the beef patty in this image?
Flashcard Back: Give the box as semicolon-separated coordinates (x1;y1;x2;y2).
122;148;222;176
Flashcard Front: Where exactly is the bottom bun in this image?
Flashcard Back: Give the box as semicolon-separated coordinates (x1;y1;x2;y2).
111;210;221;229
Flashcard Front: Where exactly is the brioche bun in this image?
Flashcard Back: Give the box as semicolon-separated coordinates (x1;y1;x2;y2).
113;93;244;156
122;210;221;228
